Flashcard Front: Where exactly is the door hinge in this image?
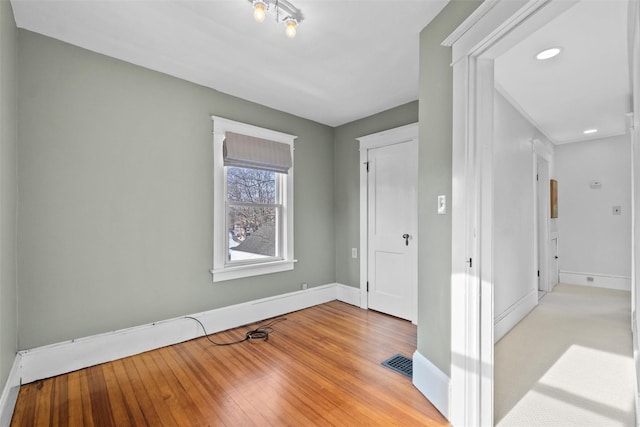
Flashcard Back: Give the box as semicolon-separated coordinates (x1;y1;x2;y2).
538;270;540;277
364;161;370;172
366;281;369;292
467;258;472;268
537;174;539;181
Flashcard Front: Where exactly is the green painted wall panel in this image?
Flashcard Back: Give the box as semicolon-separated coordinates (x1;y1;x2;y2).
333;102;418;287
17;30;335;349
417;0;482;375
0;0;18;388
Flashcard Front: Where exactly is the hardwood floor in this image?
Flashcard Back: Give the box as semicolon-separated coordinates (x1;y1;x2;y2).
11;301;448;426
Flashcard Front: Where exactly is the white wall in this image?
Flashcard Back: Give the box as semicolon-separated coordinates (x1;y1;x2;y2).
555;135;632;290
493;91;555;342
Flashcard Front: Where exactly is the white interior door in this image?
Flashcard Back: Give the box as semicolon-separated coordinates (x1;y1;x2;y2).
358;124;418;322
366;139;418;321
536;156;550;293
551;237;559;289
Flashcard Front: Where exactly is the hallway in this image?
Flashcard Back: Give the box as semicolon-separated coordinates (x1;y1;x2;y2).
495;283;635;426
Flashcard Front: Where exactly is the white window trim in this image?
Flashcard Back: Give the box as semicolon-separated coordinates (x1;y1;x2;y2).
211;116;297;282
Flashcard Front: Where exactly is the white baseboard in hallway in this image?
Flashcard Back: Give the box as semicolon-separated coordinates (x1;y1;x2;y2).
494;290;538;343
559;271;631;291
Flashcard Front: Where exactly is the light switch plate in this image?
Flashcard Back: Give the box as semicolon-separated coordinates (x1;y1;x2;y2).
438;195;446;215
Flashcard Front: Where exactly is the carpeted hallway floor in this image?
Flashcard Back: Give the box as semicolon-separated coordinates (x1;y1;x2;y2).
495;283;635;426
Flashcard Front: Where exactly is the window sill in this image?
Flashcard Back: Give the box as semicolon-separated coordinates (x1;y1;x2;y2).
211;259;298;283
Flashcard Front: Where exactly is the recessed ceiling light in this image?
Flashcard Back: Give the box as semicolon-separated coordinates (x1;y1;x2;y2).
535;47;562;60
583;129;598;135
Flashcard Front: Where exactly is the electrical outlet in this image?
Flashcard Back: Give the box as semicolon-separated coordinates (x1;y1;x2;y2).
351;248;358;259
586;277;594;283
301;283;308;290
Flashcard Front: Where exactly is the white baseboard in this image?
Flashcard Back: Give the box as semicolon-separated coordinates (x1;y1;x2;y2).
0;355;22;427
412;350;450;419
335;283;360;307
633;310;640;427
19;283;342;385
560;271;631;291
494;290;538;343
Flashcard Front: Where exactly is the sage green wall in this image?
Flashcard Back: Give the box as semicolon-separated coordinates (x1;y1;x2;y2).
0;0;18;387
417;0;482;375
333;102;419;287
17;30;335;350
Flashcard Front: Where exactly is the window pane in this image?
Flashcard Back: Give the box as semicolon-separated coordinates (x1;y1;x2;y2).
227;167;276;204
228;205;278;261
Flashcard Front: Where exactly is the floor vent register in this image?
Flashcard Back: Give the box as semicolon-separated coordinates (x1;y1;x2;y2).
381;354;412;378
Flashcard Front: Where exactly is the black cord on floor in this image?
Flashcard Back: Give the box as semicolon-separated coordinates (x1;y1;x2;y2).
184;316;287;346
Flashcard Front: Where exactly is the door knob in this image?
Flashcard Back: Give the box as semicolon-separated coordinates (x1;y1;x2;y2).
402;234;410;246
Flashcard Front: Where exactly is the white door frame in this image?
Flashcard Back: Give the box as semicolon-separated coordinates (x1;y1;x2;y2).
628;0;640;418
358;123;419;322
444;0;582;425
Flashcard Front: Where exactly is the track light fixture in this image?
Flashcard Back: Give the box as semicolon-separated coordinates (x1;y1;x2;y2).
250;0;304;38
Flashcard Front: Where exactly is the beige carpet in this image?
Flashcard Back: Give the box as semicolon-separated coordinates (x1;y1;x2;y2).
495;283;635;426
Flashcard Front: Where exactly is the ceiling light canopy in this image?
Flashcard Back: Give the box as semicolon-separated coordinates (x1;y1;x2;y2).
251;0;304;38
535;47;562;60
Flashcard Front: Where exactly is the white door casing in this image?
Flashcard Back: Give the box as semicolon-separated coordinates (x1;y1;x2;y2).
358;123;418;323
444;1;580;425
628;0;640;418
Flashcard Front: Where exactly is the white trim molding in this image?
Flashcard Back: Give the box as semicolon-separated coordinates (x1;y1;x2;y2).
0;355;22;427
335;283;361;307
211;116;297;282
445;0;583;425
494;290;538;343
18;283;358;385
413;350;451;419
559;271;632;291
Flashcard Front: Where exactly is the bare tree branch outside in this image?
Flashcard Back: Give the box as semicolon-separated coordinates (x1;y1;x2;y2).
226;167;280;261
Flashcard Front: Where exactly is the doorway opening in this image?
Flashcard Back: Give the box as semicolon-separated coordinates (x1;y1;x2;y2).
445;0;639;424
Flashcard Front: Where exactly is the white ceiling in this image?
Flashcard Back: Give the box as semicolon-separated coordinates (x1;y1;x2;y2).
10;0;632;137
10;0;449;127
495;0;631;145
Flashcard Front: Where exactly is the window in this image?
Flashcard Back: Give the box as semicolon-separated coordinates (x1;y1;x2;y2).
211;117;296;282
226;167;280;263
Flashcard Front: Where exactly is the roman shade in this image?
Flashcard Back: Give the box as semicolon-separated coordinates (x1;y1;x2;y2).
223;131;292;174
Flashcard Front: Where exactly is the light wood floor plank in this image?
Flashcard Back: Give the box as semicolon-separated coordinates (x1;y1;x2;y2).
11;301;448;426
51;375;69;426
77;370;95;427
66;371;86;427
103;361;141;427
170;344;249;426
